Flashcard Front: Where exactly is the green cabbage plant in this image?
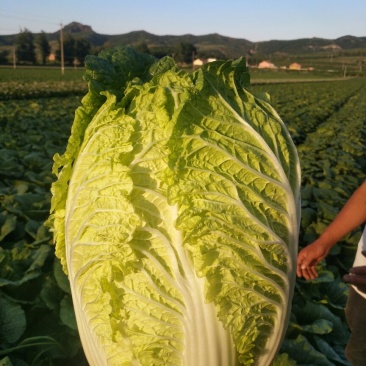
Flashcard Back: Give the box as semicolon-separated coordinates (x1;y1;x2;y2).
47;46;301;366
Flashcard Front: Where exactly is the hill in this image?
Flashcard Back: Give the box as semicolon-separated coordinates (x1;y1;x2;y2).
46;23;255;59
1;22;366;57
1;22;365;74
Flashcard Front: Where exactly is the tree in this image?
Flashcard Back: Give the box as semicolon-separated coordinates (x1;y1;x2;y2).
35;31;51;65
74;38;91;64
15;28;36;64
175;42;196;64
134;42;150;54
56;33;74;65
62;33;75;65
56;34;91;66
0;50;9;64
149;47;171;59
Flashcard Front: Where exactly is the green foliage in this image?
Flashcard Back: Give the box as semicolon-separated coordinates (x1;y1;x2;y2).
1;60;365;365
174;41;196;64
15;29;36;65
133;42;150;54
250;78;366;365
35;32;51;65
55;34;91;66
0;96;88;365
0;50;9;64
0;68;85;83
0;69;86;100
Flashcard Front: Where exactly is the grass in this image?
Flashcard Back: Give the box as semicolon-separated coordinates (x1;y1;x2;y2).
0;67;87;100
249;68;352;83
0;66;85;83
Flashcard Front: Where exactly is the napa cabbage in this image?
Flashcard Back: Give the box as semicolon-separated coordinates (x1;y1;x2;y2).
47;46;301;366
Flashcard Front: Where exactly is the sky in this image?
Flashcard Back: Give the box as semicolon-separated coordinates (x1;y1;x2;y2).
0;0;365;42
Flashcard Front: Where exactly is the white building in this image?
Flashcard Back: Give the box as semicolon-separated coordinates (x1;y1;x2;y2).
258;61;277;69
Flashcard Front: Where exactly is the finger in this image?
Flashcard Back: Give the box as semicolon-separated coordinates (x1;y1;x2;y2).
297;266;307;279
307;266;318;279
296;255;306;277
296;259;309;278
296;262;307;278
349;266;366;275
297;254;314;270
296;265;301;278
300;269;311;280
296;260;304;277
301;266;318;280
344;274;366;286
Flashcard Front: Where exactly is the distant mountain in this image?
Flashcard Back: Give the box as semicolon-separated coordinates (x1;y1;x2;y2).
102;30;255;59
1;21;366;60
48;22;108;46
257;35;366;55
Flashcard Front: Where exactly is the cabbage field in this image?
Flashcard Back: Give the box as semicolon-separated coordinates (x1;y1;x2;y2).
0;67;365;366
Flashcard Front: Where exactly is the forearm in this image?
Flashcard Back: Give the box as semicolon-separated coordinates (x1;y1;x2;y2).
320;181;366;248
297;181;366;280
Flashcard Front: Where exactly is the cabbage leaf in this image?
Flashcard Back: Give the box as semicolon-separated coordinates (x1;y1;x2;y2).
47;46;301;366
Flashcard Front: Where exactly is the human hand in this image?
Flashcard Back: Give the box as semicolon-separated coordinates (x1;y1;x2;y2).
343;266;366;294
296;239;330;280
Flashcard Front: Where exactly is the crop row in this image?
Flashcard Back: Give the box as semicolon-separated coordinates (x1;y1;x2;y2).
0;81;87;100
253;78;366;365
250;79;364;145
0;96;86;365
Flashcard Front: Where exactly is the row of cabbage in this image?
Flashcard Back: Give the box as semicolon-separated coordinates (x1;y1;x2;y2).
0;81;86;100
0;96;88;365
0;68;86;101
0;77;365;365
250;78;366;365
